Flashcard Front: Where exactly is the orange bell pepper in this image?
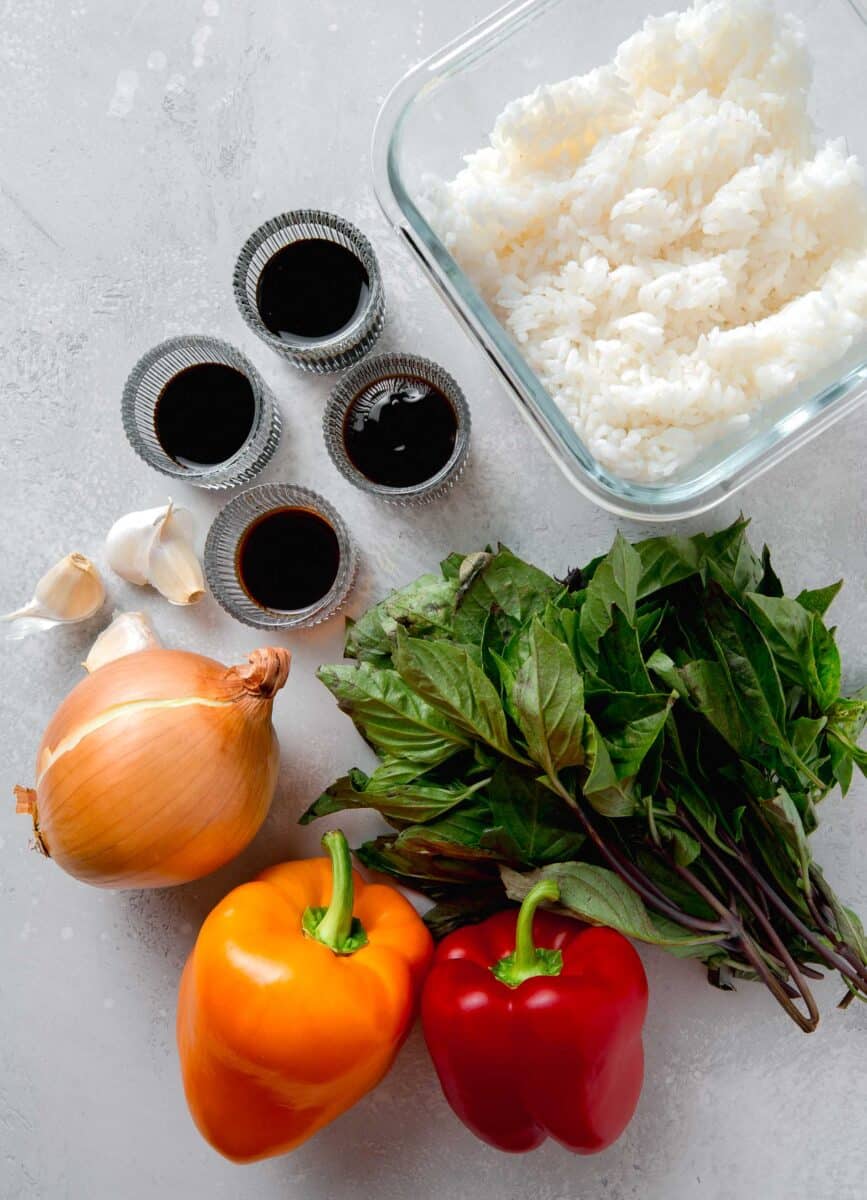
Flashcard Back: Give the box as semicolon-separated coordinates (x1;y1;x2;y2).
176;829;433;1162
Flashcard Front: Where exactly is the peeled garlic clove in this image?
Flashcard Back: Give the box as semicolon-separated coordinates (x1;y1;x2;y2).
106;501;205;606
1;553;105;641
84;610;161;673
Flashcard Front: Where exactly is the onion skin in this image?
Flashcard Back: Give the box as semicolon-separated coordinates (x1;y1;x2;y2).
14;646;291;889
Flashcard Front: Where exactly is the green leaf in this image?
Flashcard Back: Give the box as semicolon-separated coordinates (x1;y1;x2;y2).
501;863;720;948
745;593;841;710
481;763;584;865
422;888;507;940
440;552;466;582
705;592;792;757
678;659;754;754
663;826;702;867
696;518;757;592
581;717;637;817
317;663;471;766
633;534;701;598
392;629;525;763
452;546;561;646
356;836;497;886
344;571;459;664
597;607;654;693
826;694;867;782
301;766;488;826
646;649;689;699
394;802;497;858
796;580;843;617
760;789;812;893
511;618;586;780
589;690;675;778
579;532;642;651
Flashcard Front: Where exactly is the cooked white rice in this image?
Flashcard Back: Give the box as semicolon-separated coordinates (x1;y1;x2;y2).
428;0;867;482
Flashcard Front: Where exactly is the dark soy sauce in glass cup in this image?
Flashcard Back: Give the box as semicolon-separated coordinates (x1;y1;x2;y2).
122;336;281;489
237;507;341;612
343;376;457;488
233;211;385;373
204;484;357;630
324;353;471;504
256;240;370;344
154;363;256;467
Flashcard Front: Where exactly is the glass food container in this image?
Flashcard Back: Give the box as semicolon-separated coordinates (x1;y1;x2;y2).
372;0;867;520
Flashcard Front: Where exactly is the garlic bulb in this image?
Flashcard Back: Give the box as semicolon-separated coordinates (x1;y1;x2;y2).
84;611;161;673
106;501;205;606
15;645;291;888
1;552;105;640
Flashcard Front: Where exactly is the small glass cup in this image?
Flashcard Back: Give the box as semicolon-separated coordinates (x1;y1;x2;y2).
204;483;358;630
121;335;281;489
323;352;471;504
232;210;386;373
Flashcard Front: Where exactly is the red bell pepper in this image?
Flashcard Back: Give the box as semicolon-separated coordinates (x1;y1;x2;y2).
421;880;648;1154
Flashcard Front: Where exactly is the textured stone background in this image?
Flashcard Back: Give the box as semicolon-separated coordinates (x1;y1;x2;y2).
1;1;865;1197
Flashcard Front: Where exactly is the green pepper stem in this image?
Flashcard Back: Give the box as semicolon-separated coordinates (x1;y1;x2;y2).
491;879;563;988
302;830;368;954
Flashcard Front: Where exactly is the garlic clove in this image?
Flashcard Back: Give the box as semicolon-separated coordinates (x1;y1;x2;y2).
146;505;205;606
84;610;162;673
1;553;105;641
106;503;174;586
106;501;205;606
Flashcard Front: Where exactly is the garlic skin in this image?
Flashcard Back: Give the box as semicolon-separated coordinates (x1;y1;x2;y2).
106;501;205;606
1;553;105;640
84;611;161;674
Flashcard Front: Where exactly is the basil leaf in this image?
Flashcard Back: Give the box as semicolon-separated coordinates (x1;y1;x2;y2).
647;649;689;699
633;534;701;598
423;888;507;940
317;663;471;766
453;546;561;646
579;531;642;651
511;618;586;780
678;659;754;754
796;580;843;617
705;592;790;750
746;593;841;710
344;571;459;664
598;607;654;693
301;767;487;826
394;802;497;858
501;863;719;948
589;690;675;778
481;763;584;865
695;518;755;589
440;552;466;582
581;717;638;817
393;629;525;763
661;826;702;867
760;789;812;893
356;836;498;885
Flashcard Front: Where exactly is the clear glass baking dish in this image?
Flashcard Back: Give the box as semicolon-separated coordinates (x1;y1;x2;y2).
372;0;867;520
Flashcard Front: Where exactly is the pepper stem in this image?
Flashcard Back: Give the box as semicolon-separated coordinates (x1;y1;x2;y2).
302;829;368;955
492;879;563;988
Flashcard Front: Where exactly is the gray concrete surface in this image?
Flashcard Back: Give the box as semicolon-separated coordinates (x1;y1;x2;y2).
1;1;866;1197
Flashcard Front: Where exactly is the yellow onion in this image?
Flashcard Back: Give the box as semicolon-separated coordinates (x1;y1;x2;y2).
14;645;290;889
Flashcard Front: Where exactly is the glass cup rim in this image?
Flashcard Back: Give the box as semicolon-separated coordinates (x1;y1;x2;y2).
204;483;358;630
232;209;385;361
323;351;471;501
121;334;279;487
